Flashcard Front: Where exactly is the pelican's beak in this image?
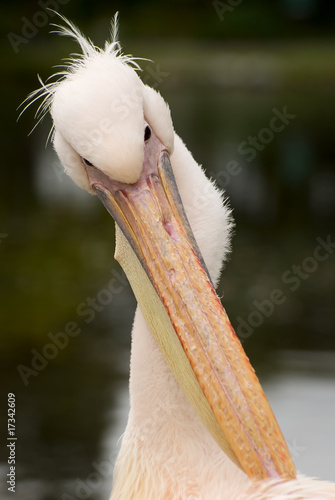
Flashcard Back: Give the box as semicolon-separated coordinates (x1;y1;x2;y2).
85;131;296;481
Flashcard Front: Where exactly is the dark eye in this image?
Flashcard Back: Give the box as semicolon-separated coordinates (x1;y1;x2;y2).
83;158;94;167
144;125;151;142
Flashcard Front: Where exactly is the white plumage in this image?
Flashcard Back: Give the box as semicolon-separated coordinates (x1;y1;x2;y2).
25;15;335;500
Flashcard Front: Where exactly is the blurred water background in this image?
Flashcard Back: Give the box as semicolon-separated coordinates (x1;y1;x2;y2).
1;1;335;499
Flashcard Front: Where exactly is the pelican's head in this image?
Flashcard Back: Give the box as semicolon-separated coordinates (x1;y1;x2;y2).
25;16;296;482
49;20;173;190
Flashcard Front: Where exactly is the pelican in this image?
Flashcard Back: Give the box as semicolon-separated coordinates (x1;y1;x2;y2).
24;15;335;500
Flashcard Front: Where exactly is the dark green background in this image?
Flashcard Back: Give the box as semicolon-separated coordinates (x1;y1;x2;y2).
1;1;334;499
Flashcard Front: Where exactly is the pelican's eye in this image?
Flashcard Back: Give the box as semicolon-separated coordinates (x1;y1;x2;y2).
83;158;94;167
144;125;151;142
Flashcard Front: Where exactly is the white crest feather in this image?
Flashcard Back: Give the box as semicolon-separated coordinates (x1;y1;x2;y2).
18;12;142;140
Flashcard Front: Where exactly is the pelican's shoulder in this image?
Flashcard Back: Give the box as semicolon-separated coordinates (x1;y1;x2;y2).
237;475;335;499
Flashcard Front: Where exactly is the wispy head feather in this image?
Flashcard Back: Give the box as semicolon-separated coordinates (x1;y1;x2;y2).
18;12;142;140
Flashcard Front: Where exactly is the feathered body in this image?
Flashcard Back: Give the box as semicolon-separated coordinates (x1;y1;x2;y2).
24;15;335;500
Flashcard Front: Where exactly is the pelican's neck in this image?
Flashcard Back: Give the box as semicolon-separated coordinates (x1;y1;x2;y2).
129;306;217;447
129;306;215;443
110;305;247;500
